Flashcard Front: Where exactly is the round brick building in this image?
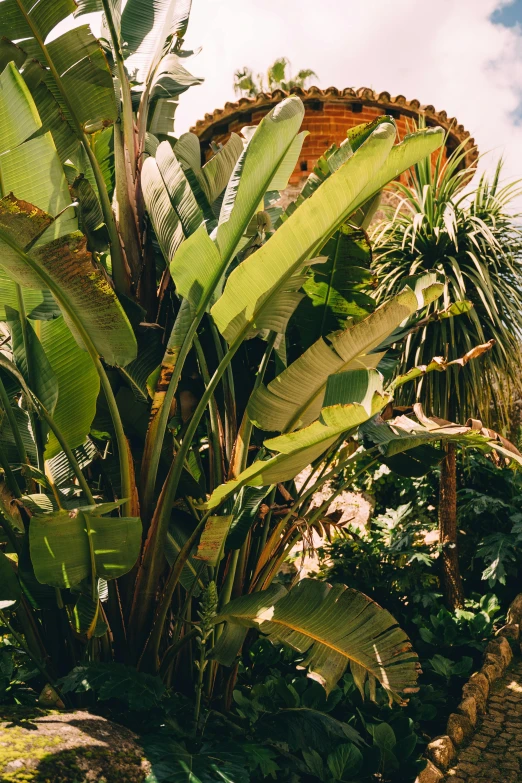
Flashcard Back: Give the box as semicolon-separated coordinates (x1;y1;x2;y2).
191;86;477;189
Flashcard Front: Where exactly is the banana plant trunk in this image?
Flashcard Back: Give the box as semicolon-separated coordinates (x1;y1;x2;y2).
438;441;465;610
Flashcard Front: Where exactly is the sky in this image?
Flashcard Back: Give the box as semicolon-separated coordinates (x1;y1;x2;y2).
170;0;522;190
56;0;522;191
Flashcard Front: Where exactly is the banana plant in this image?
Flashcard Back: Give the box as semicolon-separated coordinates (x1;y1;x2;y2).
1;0;518;713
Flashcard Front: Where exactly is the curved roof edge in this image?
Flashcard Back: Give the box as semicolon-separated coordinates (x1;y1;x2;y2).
190;85;478;166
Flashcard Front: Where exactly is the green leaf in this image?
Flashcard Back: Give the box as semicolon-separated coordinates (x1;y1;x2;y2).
0;61;41;154
213;579;419;696
327;743;363;780
0;551;21;610
121;0;192;82
199;134;244;204
174;131;244;206
211;124;444;344
257;706;362;755
72;591;108;637
30;79;80;163
226;486;270;551
169;224;221;311
170;97;306;309
0;267;60;321
370;722;396;751
47;438;97;488
215;97;305;266
142;140;203;264
165;512;205;598
29;509;142;588
1;0;76;43
294;224;375;349
39;316;100;459
206;369;389;509
7;13;117;129
247;275;442;433
0;37;26;71
0;130;77;244
6;305;59;419
0;406;37;465
267;131;308;191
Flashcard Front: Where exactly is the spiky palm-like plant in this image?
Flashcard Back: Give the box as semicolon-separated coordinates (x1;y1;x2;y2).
372;143;522;608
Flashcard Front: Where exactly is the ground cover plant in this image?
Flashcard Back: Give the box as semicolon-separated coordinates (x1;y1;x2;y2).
0;1;521;781
318;452;522;749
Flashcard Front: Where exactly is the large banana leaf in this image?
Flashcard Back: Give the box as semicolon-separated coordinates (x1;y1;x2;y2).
212;579;419;696
194;515;234;566
121;0;192;83
169;97;306;308
1;1;117;129
0;268;59;320
363;406;522;466
6;306;58;420
292;224;375;350
29;509;141;589
248;275;442;433
211;125;444;345
215;98;305;264
141;140;203;263
0;59;40;154
206;369;389;509
40;317;100;459
0;62;136;365
173;131;244;205
0;196;137;366
0;64;76;243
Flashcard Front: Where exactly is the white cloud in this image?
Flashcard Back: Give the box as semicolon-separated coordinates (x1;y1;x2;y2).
175;0;522;189
50;0;522;190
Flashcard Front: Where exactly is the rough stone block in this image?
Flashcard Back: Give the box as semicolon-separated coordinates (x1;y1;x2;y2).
426;735;457;771
497;623;520;642
482;661;503;684
458;695;477;727
487;636;514;668
447;712;474;746
415;760;444;783
462;672;489;713
468;671;490;698
507;593;522;625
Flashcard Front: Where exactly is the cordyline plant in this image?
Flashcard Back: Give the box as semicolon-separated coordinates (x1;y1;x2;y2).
372;137;522;610
0;0;518;719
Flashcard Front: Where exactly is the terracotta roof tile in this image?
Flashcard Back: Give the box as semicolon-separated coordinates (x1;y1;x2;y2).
190;85;477;166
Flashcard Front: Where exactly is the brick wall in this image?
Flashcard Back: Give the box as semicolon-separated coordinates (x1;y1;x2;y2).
204;100;450;185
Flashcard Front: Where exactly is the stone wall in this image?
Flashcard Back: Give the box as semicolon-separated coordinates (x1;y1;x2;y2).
415;597;522;783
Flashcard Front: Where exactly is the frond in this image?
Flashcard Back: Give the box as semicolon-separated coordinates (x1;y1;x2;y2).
372;145;522;428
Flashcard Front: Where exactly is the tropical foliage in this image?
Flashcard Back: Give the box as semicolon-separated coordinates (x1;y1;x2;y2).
234;57;317;97
0;4;520;780
372;143;522;425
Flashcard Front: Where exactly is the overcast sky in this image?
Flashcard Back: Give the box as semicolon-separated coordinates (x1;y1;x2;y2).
57;0;522;188
171;0;522;188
